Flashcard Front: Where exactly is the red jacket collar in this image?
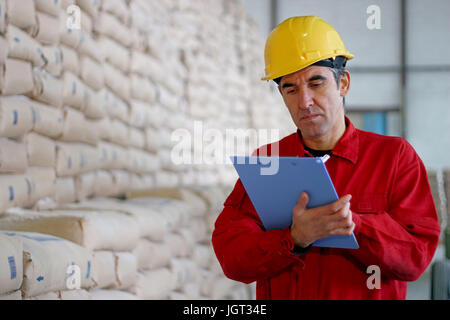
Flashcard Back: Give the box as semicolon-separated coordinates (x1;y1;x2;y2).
294;116;359;164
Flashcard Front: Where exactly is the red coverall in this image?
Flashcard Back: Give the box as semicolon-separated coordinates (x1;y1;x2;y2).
212;117;441;299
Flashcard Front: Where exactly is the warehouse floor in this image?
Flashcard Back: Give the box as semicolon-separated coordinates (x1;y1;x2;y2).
406;243;445;300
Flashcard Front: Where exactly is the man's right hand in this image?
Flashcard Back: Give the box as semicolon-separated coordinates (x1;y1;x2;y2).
289;192;355;248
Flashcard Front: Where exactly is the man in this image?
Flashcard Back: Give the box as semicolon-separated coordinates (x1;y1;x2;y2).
211;16;441;299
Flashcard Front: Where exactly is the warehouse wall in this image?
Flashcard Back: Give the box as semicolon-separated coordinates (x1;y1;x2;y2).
406;0;450;169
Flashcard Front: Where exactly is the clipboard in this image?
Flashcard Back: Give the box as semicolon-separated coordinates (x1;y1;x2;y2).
230;156;359;249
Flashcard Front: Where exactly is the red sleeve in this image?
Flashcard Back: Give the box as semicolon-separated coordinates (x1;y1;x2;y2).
349;139;441;281
211;179;306;284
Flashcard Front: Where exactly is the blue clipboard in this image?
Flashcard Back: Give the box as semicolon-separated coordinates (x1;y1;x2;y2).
230;156;359;249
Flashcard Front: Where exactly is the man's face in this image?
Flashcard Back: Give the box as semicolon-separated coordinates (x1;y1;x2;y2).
278;66;350;144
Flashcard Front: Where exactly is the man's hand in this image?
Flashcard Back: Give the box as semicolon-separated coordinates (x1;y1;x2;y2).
289;192;355;248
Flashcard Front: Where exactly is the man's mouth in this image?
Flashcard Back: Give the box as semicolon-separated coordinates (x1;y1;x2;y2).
300;114;320;121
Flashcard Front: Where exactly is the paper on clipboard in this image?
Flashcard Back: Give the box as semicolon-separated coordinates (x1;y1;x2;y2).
230;156;359;249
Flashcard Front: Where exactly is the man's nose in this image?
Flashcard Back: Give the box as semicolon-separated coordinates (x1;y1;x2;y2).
298;89;314;110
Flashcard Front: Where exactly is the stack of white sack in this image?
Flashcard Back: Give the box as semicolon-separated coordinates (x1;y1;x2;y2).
189;186;253;300
0;232;23;300
0;230;94;300
0;207;141;298
124;188;219;299
55;194;201;299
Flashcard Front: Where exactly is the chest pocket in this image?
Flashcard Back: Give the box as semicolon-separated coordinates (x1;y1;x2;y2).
351;194;388;213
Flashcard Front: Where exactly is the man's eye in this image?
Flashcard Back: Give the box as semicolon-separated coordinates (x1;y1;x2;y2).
310;81;323;87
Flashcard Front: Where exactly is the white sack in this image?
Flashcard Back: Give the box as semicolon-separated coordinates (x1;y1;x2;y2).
79;9;93;33
62;72;85;110
59;107;99;145
0;36;7;65
76;0;100;19
92;170;114;197
127;197;192;232
41;45;63;76
0;174;32;212
54;177;76;204
31;100;64;138
35;0;61;17
6;0;37;30
128;100;149;129
169;258;197;290
83;87;105;119
0;0;6;34
77;30;103;63
182;282;201;300
73;171;95;201
58;198;170;241
1;59;34;96
132;239;171;270
107;93;128;123
210;277;241;300
59;289;92;300
0;231;93;298
59;10;81;48
144;127;160;153
79;56;104;91
60;45;79;75
100;0;129;24
110;170;130;195
97;141;127;170
91;251;115;289
29;68;63;108
131;268;174;300
26;167;56;205
130;75;157;103
6;25;45;66
60;0;75;9
0;233;23;295
0;138;28;173
108;119;129;147
25;132;56;167
0;290;22;300
97;36;129;73
0;208;140;251
103;63;130;101
111;252;137;290
26;291;60;300
94;12;131;48
55;142;81;176
35;11;60;45
193;244;212;269
155;171;179;189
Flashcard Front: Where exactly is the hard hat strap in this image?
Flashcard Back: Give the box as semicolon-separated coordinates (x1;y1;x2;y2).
312;56;347;69
272;56;348;85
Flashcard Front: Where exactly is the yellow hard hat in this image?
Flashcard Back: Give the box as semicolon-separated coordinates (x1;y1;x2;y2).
262;16;354;81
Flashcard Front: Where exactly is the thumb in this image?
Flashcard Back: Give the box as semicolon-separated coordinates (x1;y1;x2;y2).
296;192;309;209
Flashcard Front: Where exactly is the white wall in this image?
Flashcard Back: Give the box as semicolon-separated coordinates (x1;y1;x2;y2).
405;0;450;169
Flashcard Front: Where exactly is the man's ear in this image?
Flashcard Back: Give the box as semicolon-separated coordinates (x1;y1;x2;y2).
340;70;350;97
